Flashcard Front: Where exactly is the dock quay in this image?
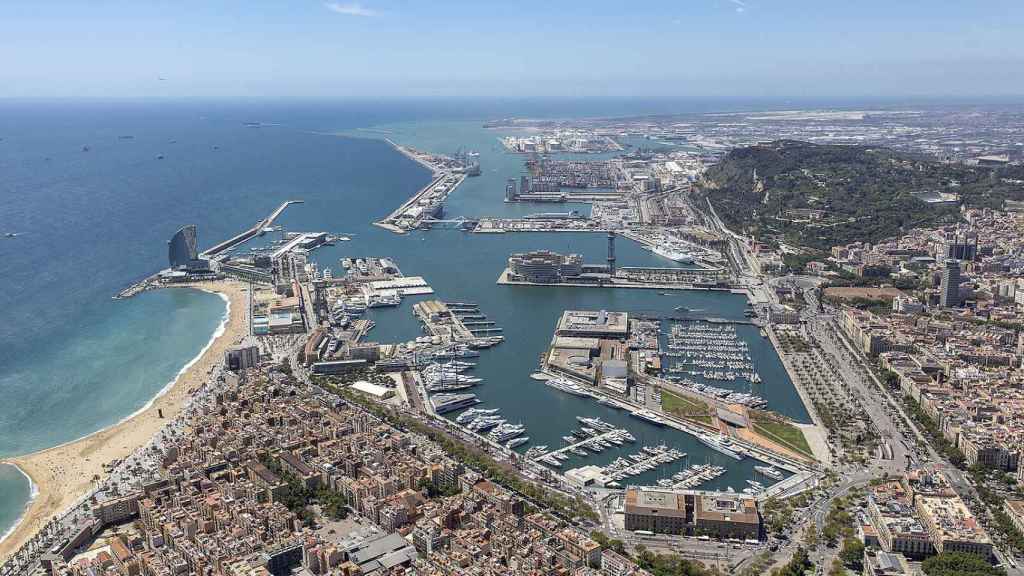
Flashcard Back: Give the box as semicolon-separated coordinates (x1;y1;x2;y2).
413;300;505;345
496;268;735;293
201;200;302;258
551;376;817;475
580;445;687;483
375;141;473;234
534;428;634;465
633;313;757;326
656;463;727;490
473;217;609;234
385;138;441;173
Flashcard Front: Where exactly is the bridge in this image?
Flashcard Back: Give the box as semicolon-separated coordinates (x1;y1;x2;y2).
201;200;303;258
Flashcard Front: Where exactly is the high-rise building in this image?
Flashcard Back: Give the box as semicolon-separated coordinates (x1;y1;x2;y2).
224;345;260;372
168;225;199;269
940;259;961;308
520;175;530;195
945;232;978;261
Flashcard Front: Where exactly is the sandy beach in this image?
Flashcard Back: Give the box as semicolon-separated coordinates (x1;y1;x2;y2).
0;280;249;561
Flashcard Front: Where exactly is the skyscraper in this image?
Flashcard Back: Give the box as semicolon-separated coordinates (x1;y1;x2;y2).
168;224;199;269
940;259;961;308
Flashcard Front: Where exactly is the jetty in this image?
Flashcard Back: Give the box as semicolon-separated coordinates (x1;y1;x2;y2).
201;200;302;258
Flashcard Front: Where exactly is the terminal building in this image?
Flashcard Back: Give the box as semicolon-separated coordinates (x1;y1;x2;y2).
555;310;628;339
623;486;761;540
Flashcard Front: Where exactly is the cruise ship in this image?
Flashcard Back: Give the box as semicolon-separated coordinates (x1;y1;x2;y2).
524;210;584;220
431;393;480;414
545;377;594;397
652;245;696;264
629;409;668;426
696;433;743;460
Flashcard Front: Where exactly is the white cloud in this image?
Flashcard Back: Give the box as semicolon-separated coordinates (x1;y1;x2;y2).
324;2;377;16
727;0;747;12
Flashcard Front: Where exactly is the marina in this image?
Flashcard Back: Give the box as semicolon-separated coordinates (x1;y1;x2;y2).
655;463;728;490
589;445;687;483
0;113;825;569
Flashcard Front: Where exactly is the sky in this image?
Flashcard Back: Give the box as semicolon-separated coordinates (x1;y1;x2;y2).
1;0;1023;100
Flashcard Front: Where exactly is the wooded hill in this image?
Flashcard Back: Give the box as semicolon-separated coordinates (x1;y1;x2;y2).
698;140;1024;251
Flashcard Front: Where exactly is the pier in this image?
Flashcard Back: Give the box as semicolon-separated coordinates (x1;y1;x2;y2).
534;429;632;463
201;200;302;258
413;300;504;345
375;141;472;234
660;463;727;490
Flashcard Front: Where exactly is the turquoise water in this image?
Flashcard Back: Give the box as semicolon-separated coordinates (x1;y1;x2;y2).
0;465;32;544
0;102;809;542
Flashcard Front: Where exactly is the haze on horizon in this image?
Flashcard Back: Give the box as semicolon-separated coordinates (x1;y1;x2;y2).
2;0;1023;101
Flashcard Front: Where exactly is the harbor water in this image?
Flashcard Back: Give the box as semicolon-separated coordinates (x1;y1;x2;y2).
0;101;810;542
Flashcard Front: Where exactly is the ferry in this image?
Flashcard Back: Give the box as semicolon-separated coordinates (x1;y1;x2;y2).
431;393;480;414
652;245;696;264
629;409;668;426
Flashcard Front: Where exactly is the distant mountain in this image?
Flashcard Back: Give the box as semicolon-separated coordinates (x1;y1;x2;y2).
698;140;1024;251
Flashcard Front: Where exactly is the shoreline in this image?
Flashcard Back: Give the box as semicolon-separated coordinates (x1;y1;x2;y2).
0;280;249;561
0;464;37;545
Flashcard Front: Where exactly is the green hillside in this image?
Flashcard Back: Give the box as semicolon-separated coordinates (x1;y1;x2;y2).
698;140;1024;250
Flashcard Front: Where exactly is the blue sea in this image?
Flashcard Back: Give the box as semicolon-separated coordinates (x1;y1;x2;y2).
0;99;814;543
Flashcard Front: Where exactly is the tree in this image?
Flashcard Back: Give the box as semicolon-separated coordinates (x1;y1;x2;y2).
771;547;813;576
921;551;1005;576
838;538;864;571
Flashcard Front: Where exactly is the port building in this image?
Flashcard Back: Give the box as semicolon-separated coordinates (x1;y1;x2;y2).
623;486;761;539
556;310;628;339
508;250;583;283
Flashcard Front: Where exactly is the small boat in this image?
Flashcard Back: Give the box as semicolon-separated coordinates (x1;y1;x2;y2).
529;372;551;381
